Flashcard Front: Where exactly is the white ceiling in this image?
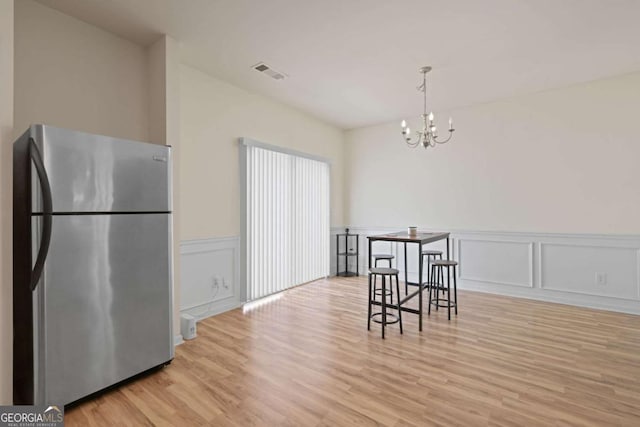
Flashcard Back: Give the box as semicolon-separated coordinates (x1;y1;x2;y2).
37;0;640;129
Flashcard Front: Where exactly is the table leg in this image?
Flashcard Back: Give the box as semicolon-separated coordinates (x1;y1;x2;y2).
382;275;386;339
447;237;450;260
356;235;360;276
419;242;423;331
336;234;339;276
404;242;408;295
368;238;372;271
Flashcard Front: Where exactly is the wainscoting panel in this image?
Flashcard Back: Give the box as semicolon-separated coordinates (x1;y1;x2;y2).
340;226;640;314
180;237;241;320
180;230;640;318
539;243;640;300
458;239;533;288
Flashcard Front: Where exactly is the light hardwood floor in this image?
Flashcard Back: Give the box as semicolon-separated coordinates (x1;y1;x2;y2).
66;276;640;426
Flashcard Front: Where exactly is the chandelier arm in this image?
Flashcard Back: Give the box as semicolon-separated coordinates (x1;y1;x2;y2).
432;131;454;144
405;139;421;148
403;132;422;148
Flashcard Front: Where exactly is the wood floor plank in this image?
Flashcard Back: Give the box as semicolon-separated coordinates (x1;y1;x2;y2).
65;276;640;426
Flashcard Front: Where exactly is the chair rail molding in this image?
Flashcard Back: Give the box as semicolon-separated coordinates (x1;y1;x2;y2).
342;225;640;315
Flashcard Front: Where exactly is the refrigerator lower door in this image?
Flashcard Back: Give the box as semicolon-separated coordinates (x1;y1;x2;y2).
32;213;173;405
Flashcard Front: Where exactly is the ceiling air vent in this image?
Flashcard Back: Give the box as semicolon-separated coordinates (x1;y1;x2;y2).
252;62;287;80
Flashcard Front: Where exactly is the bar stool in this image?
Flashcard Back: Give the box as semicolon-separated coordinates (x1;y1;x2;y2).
373;254;394;268
372;254;395;296
428;260;458;320
421;250;442;290
368;267;403;338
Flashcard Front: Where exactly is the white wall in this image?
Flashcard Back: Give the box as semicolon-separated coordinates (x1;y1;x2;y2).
345;72;640;314
179;64;345;318
14;0;149;141
0;0;14;406
147;36;183;345
346;71;640;235
179;64;345;240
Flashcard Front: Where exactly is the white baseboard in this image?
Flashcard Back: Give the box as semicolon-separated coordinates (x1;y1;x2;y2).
340;226;640;315
174;334;184;347
191;300;242;321
457;281;640;315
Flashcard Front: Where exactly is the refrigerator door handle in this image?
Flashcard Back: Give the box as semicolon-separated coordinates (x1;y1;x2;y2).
29;137;53;291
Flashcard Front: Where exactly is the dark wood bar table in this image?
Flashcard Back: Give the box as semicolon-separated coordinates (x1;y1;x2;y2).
367;231;450;331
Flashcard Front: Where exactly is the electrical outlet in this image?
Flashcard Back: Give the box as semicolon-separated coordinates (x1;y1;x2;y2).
222;277;229;289
595;272;607;286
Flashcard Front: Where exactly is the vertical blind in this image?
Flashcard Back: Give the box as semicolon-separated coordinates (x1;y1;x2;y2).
245;144;330;301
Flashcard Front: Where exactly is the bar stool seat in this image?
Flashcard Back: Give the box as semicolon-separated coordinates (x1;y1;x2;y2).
370;267;398;275
422;250;443;256
432;259;457;266
368;267;403;338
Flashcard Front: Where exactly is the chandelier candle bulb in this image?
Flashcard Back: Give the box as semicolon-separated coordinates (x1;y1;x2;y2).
401;120;407;128
449;117;453;130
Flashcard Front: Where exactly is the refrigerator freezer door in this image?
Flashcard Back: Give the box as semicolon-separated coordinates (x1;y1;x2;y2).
33;213;173;405
30;125;171;213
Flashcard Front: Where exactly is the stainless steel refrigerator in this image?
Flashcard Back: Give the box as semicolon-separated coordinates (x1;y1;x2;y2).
13;125;174;406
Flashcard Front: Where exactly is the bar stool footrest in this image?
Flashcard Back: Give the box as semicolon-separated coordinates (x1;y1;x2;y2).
370;312;400;325
374;289;393;297
430;300;458;308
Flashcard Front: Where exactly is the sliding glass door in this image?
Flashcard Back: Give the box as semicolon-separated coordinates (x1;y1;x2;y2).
241;139;330;301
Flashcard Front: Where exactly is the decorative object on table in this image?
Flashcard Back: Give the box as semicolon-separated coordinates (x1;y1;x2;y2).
400;66;455;149
408;226;417;236
336;231;359;277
